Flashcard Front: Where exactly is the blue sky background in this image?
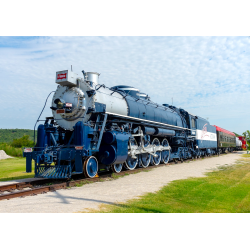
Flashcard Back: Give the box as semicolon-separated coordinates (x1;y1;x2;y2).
0;36;249;134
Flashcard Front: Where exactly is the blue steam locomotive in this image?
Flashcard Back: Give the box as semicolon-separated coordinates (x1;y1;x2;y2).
23;70;217;179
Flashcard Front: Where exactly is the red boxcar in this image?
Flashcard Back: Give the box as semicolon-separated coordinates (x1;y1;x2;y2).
238;136;247;150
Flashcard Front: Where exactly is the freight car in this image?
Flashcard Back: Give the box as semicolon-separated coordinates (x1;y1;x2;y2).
236;137;243;151
238;136;247;150
23;69;229;179
212;125;236;153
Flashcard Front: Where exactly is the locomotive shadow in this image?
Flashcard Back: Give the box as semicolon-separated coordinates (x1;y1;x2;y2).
49;191;115;205
49;191;163;212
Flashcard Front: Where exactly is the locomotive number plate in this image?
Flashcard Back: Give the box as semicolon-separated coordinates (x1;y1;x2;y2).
24;148;32;152
56;109;65;114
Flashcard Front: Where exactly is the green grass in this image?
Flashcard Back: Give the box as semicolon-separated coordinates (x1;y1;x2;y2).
0;143;23;157
95;154;250;213
111;173;127;179
75;180;92;187
0;157;34;181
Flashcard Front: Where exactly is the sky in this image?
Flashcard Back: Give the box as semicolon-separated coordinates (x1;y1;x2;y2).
0;36;249;134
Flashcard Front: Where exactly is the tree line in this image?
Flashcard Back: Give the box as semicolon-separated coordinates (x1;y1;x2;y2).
0;129;36;144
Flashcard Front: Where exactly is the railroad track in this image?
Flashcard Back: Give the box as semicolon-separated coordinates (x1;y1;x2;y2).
0;172;111;201
0;153;228;201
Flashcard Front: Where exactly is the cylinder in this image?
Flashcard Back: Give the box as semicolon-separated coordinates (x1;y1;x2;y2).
99;144;117;165
142;127;156;135
103;131;117;144
154;128;175;137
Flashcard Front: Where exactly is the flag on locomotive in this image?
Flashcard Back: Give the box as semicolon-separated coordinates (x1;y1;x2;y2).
23;69;238;179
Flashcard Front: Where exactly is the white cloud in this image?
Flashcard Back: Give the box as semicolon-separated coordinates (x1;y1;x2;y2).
0;36;249;134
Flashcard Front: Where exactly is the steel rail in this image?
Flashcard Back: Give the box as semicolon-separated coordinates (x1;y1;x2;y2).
0;178;58;193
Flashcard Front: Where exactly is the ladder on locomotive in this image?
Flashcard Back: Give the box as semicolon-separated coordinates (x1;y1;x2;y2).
93;113;108;152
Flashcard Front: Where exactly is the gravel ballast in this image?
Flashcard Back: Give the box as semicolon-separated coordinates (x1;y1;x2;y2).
0;152;243;213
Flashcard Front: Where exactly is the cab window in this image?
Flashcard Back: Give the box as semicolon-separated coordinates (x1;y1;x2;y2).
191;118;195;128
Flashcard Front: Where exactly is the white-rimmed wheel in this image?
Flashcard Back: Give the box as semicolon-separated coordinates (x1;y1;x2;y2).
138;136;151;168
83;156;98;178
125;138;138;170
151;138;161;165
111;164;123;173
139;153;151;168
161;138;170;164
125;156;138;170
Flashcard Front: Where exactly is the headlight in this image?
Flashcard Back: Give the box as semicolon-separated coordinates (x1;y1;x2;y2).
54;98;65;109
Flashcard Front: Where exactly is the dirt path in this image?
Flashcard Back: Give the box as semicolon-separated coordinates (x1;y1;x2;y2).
0;152;244;213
